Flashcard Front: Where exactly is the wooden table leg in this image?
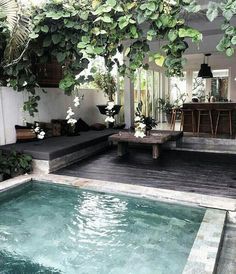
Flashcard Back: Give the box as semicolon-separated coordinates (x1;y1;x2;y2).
117;142;128;157
152;144;160;159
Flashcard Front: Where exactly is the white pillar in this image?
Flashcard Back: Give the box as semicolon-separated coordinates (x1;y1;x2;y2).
186;69;193;101
124;75;134;128
206;78;211;97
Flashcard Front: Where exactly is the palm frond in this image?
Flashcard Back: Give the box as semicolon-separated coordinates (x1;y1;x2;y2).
0;0;18;30
0;0;31;66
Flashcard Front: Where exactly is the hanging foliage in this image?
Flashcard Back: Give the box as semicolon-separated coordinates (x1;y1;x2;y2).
1;0;202;116
207;0;236;56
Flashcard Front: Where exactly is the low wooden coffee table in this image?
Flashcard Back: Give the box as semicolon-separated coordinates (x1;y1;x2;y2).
109;132;171;159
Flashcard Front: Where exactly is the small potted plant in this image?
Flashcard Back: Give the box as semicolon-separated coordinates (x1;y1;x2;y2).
94;71;122;116
158;96;175;123
6;151;32;178
135;101;157;137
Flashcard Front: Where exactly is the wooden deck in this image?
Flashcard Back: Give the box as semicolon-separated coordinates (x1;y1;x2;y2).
54;148;236;199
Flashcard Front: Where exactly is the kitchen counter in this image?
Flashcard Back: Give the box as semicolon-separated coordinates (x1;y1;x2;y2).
182;102;236;135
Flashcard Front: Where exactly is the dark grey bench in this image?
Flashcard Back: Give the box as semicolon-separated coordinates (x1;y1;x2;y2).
0;129;117;173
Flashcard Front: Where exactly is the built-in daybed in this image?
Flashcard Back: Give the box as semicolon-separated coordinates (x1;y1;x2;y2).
0;129;183;174
0;129;117;173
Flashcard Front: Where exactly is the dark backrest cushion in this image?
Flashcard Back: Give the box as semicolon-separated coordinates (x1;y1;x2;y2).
90;123;107;131
52;123;61;136
51;119;68;136
15;125;37;143
75;118;90;132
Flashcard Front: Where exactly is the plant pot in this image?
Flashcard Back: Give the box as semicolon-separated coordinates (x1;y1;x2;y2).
97;105;122;115
67;125;79;136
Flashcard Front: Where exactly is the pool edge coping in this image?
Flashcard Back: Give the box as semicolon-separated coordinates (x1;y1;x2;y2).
183;208;226;274
1;174;236;212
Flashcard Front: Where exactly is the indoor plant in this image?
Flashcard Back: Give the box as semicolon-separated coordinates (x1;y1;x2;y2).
158;96;175;123
158;93;187;123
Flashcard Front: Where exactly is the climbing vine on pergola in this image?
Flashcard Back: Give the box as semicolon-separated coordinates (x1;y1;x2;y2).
2;0;202;115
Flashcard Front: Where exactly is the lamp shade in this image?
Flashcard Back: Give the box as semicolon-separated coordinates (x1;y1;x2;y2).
198;64;213;78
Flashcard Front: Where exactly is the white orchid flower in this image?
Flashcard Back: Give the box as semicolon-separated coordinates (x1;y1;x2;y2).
73;96;80;107
34;126;40;133
67;107;74;116
134;130;146;138
37;130;45;140
67;118;77;125
139;122;146;130
66;114;72;120
106;101;115;110
105;116;115;123
135;116;141;122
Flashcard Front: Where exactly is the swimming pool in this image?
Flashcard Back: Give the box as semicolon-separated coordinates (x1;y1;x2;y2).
0;181;205;274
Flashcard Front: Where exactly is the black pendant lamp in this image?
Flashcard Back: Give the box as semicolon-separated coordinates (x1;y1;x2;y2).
198;53;213;78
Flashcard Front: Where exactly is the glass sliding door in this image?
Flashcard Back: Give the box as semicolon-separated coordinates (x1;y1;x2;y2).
153;71;161;122
211;69;229;101
117;75;125;123
134;68;164;122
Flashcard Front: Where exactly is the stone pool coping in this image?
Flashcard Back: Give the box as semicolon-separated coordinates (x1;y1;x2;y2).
2;173;235;211
183;209;226;274
0;174;234;274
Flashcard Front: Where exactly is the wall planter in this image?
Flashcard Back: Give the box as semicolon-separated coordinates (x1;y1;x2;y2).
97;105;122;128
97;105;122;116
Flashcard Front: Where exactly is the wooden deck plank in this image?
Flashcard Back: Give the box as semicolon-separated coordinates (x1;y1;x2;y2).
54;148;236;199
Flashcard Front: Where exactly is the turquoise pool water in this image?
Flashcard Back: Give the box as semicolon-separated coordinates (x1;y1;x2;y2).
0;182;205;274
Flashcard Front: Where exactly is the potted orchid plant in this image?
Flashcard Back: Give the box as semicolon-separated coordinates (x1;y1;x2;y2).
94;71;122;126
66;86;84;135
134;102;157;138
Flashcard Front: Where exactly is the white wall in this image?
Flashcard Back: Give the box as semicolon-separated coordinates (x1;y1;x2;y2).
0;87;107;145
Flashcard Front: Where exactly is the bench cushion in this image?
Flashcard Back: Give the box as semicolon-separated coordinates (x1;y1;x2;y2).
0;129;116;160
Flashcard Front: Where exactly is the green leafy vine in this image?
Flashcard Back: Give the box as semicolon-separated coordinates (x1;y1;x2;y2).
1;0;202;115
207;0;236;56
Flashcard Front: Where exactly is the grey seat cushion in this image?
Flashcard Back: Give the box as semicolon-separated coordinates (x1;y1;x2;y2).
0;130;116;160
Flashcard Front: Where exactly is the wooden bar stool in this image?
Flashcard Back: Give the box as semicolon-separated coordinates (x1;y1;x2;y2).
197;109;214;135
215;109;233;136
170;108;181;131
180;109;195;133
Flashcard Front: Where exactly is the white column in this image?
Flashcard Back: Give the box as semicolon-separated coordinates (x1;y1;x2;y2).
124;75;134;128
186;69;193;101
206;78;212;97
0;87;6;145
